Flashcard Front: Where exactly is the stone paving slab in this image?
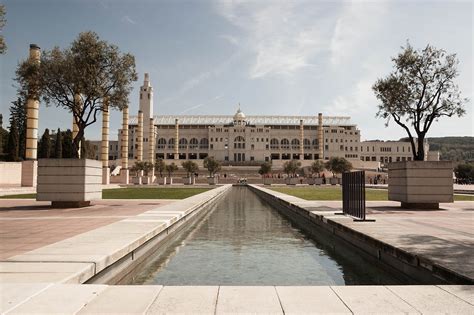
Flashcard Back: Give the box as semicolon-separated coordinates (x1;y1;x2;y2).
0;283;52;313
146;286;218;314
216;286;283;314
2;284;473;314
6;284;107;314
276;286;351;314
0;262;95;284
387;285;474;314
438;285;474;305
332;285;420;314
77;285;162;314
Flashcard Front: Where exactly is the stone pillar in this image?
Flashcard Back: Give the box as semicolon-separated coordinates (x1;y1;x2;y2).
299;119;304;160
101;99;110;185
148;117;155;182
120;106;129;184
174;118;179;160
318;113;324;160
25;44;41;161
72;94;82;158
22;44;41;187
137;110;144;162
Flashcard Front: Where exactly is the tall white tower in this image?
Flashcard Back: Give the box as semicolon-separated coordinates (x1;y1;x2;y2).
139;73;154;159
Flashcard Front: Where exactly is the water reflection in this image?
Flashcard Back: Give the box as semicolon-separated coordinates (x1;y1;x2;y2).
131;187;405;285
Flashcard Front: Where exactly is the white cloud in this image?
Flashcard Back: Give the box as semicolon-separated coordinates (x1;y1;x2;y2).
215;1;328;79
330;1;389;66
122;15;136;25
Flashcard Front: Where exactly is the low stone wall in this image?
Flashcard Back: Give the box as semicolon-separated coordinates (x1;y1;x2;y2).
0;162;22;186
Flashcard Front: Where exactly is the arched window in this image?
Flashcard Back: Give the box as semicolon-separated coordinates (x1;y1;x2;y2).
179;138;188;149
157;138;166;149
312;139;319;149
234;136;245;149
270;138;279;149
189;138;199;149
168;138;175;149
281;138;290;149
291;139;300;149
304;139;311;149
200;138;209;149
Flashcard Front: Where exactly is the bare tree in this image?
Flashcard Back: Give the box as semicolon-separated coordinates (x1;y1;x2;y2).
373;42;467;160
16;31;137;158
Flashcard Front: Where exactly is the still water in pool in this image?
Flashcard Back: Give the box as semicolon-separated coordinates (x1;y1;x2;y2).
131;187;406;285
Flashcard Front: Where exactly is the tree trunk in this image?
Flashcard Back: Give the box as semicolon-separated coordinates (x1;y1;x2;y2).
72;128;84;159
416;135;425;161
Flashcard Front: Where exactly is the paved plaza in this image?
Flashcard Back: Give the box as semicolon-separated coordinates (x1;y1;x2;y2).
0;199;176;260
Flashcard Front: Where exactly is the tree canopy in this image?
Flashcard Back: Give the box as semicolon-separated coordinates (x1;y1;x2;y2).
204;156;221;177
165;162;178;177
0;4;6;54
155;159;166;177
181;160;199;177
258;162;272;176
325;157;352;177
15;31;137;158
310;160;325;176
373;42;467;161
283;159;301;176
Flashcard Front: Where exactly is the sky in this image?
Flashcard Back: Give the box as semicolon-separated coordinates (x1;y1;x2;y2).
0;0;472;141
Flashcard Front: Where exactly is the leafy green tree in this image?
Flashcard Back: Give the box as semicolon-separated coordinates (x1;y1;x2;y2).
165;162;178;178
130;161;144;177
54;128;62;158
0;114;8;160
181;160;199;177
142;161;154;176
373;42;468;161
258;162;272;176
0;4;6;54
283;159;301;176
38;128;51;158
154;159;166;177
310;160;325;177
454;163;474;184
204;156;221;177
15;31;137;158
61;129;74;158
80;138;96;159
325;157;352;177
9;97;27;160
7;121;19;161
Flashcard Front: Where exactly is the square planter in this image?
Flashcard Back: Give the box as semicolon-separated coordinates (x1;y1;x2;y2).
132;176;142;185
388;161;453;208
208;177;218;185
285;177;299;185
142;176;150;185
36;159;102;207
330;177;340;185
184;177;195;185
312;177;323;185
263;178;273;185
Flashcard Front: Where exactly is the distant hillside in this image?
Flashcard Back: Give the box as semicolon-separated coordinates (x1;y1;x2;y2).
427;137;474;162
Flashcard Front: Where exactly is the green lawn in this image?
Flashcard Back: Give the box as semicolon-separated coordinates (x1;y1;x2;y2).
270;186;474;201
0;187;213;200
0;193;37;199
102;187;213;199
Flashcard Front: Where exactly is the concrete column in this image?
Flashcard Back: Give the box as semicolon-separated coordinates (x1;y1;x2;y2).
137;110;144;162
101;99;110;185
299;119;304;160
174;118;179;160
73;94;82;158
120;106;129;184
25;44;41;160
23;44;41;187
318;113;324;160
148;117;155;182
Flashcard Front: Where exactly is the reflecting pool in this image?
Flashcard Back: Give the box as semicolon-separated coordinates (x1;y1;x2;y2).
131;187;407;285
